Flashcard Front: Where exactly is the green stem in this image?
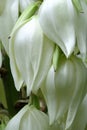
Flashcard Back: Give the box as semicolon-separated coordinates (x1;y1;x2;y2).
1;53;19;117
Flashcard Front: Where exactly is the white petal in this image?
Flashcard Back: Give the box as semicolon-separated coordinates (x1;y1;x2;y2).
65;56;87;130
41;66;58;124
53;55;87;129
39;0;75;57
75;0;87;62
5;105;29;130
9;38;24;91
32;34;54;93
0;0;19;55
55;56;75;121
19;106;49;130
71;94;87;130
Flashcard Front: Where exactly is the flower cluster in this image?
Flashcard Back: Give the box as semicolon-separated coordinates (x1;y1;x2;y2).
0;0;87;130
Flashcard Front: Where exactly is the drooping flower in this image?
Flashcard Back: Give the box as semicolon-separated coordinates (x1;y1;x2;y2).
39;0;76;57
9;2;41;93
5;105;50;130
9;15;54;95
41;55;87;130
0;0;19;55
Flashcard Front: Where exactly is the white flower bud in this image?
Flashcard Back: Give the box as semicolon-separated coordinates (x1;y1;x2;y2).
5;105;50;130
9;16;54;95
42;55;87;129
39;0;76;57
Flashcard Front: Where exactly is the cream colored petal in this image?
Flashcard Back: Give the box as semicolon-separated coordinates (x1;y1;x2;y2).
41;66;58;124
19;106;50;130
9;37;24;91
75;0;87;62
55;56;75;122
32;35;54;93
71;95;87;130
5;105;29;130
0;0;19;55
65;56;87;130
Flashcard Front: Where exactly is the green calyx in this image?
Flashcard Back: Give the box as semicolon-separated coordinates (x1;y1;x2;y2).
29;93;40;110
10;1;41;36
72;0;83;13
53;45;61;72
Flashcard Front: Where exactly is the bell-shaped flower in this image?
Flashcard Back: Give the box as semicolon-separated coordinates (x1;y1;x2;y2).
9;16;54;95
75;0;87;64
9;2;41;92
55;55;87;130
41;55;87;130
5;105;50;130
39;0;76;57
0;0;19;55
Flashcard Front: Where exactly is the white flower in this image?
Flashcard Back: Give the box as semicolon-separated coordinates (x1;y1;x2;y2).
41;55;87;130
9;16;54;95
0;0;19;55
39;0;76;57
5;105;50;130
9;2;41;93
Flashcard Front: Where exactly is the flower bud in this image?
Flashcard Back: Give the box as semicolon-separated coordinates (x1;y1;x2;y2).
5;105;50;130
55;55;87;130
39;0;76;57
42;55;87;130
9;16;54;95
